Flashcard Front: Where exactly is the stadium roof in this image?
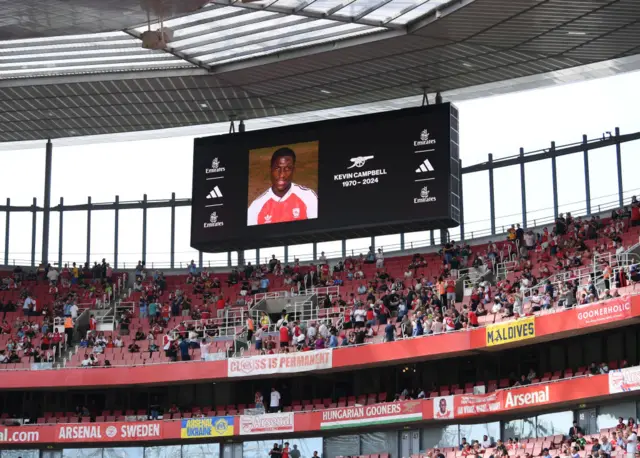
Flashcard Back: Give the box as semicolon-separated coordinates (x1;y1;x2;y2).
0;0;639;142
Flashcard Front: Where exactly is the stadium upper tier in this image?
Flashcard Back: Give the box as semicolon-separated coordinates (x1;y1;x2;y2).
0;0;639;142
0;200;638;383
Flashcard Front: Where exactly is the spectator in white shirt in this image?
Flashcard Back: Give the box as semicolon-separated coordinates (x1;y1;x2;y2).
482;435;493;449
625;429;637;457
47;268;59;285
319;252;327;262
269;388;281;413
375;249;384;268
70;303;79;320
354;306;366;328
318;322;329;339
81;355;93;367
200;339;211;360
307;324;317;341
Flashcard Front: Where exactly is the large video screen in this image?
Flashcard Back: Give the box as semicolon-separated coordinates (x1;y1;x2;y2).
191;103;459;251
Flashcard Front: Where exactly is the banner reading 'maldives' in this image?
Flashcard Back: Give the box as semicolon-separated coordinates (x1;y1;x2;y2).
228;350;332;377
319;401;422;429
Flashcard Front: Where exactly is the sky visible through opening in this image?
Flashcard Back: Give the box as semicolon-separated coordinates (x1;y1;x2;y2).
0;70;639;268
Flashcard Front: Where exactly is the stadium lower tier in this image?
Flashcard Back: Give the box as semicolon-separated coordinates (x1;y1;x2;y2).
0;368;638;458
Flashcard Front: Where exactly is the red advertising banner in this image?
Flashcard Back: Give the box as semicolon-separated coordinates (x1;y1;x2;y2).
576;296;633;328
55;421;163;443
0;425;56;445
454;392;502;418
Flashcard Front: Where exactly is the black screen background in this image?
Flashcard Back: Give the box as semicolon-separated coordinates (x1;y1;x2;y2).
191;104;455;251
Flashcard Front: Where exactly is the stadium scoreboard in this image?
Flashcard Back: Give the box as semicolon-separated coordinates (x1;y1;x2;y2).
191;103;460;251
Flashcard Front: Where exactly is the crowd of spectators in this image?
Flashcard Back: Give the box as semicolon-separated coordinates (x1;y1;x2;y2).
415;416;638;458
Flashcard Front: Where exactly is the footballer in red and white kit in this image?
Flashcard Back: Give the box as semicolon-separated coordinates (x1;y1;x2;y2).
435;397;454;419
247;146;318;226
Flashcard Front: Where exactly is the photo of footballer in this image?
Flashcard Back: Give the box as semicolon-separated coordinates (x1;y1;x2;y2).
247;141;319;226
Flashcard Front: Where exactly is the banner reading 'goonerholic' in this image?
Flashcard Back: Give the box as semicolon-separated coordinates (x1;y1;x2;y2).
228;350;332;377
576;295;632;328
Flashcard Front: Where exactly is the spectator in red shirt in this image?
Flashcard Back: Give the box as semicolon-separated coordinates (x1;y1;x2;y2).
279;324;289;347
468;308;479;327
445;280;456;307
216;297;226;318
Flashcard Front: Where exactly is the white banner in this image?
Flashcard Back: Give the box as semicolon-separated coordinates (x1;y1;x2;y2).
609;366;640;394
228;349;332;377
239;412;295;435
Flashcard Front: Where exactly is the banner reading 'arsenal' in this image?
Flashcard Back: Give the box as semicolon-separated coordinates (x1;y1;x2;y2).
239;412;294;435
56;421;163;443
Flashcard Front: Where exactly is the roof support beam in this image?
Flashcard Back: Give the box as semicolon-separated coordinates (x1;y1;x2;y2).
172;16;313;55
209;0;404;29
353;0;395;22
210;24;377;64
196;21;343;62
123;29;212;71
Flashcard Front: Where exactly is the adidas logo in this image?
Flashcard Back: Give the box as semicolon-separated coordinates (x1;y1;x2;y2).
415;159;435;173
207;186;223;199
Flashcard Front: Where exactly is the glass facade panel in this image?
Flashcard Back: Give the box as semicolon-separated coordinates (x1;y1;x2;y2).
459;421;501;444
503;417;536;439
144;446;182;458
537;411;573;437
422;424;462;447
597;401;636;430
103;448;145;458
243;438;322;458
181;443;221;458
1;451;40;458
63;449;103;458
